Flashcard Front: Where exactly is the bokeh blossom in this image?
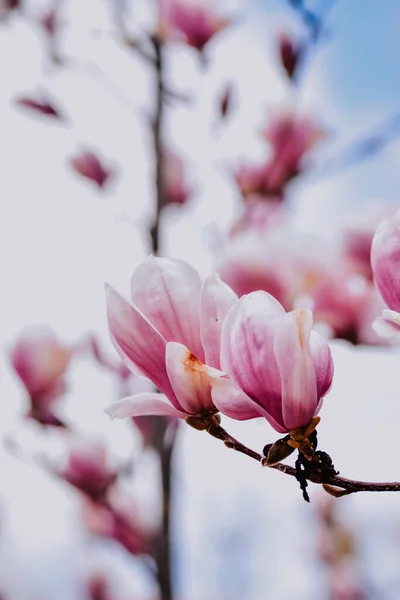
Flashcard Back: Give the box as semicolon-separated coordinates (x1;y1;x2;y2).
10;326;71;425
70;150;113;189
371;209;400;336
234;110;324;199
158;0;228;52
105;256;237;420
161;148;192;206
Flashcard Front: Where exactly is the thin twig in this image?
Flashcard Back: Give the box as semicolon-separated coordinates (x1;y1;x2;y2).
203;417;400;496
147;32;175;600
150;35;164;255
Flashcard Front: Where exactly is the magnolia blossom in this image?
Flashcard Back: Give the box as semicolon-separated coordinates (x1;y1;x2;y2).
261;110;325;192
211;291;333;433
371;209;400;335
10;326;70;425
158;0;228;51
70;150;113;189
234;111;324;198
58;439;116;502
105;256;237;420
342;202;394;280
15;95;64;120
162;148;192;206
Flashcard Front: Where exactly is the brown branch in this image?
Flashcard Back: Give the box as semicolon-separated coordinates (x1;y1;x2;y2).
202;416;400;497
149;35;164;255
147;33;176;600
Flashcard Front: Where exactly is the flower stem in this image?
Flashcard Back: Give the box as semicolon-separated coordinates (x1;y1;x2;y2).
203;417;400;496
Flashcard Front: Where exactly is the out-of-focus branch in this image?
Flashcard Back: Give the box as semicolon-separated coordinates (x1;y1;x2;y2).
147;32;176;600
150;35;164;255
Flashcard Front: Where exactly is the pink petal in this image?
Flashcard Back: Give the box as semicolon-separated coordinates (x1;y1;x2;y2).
220;291;285;425
105;393;187;419
211;378;287;433
200;273;238;369
310;331;334;398
105;285;175;400
371;211;400;311
130;256;204;361
274;309;318;430
165;342;224;415
372;309;400;338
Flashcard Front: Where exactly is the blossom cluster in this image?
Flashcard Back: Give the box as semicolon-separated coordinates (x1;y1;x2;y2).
105;256;334;434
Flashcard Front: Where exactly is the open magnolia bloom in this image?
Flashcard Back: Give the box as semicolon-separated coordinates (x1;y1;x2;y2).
211;291;334;433
105;256;237;420
371;209;400;336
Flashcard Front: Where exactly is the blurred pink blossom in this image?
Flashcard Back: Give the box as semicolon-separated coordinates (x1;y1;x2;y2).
260;110;325;193
211;292;333;433
59;438;116;502
371;209;400;336
15;95;64;120
162;148;192;206
10;326;70;425
158;0;228;52
234;110;324;198
0;0;20;20
70;151;113;189
105;256;237;420
341;203;394;280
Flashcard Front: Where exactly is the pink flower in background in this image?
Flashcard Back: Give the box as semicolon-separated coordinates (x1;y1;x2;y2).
162;148;192;206
105;256;237;420
278;32;301;79
234;161;273;200
0;0;20;20
341;203;394;280
70;150;113;189
158;0;228;52
15;95;64;120
371;209;400;335
211;292;333;433
260;110;325;193
228;197;285;237
81;489;153;555
10;326;71;425
59;438;116;502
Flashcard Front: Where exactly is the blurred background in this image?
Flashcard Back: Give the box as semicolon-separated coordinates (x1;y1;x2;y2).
2;0;400;598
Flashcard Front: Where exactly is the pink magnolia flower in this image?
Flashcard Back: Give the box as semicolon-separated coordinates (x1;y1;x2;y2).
70;151;113;189
370;209;400;335
158;0;228;52
15;95;64;120
105;256;237;420
260;110;325;193
341;203;394;280
211;292;333;433
58;438;116;502
10;326;71;425
162;148;192;206
234;161;273;200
